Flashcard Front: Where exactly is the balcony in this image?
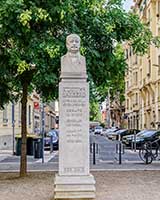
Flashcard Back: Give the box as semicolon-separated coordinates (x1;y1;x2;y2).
145;105;151;112
132;103;139;112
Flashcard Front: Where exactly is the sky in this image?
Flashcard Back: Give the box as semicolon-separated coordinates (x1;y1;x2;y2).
123;0;134;11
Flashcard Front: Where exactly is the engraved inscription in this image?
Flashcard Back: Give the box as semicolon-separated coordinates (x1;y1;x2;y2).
62;87;87;144
63;87;86;98
64;167;85;173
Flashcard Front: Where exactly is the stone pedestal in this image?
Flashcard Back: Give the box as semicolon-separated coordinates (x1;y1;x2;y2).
54;80;95;199
54;174;95;199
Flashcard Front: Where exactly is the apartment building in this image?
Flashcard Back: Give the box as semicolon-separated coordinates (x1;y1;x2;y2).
125;0;160;130
0;92;58;150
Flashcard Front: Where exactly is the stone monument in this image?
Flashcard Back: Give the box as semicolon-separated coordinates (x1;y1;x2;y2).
54;34;96;199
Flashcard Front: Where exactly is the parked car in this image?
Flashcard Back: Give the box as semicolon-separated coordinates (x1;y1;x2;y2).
104;127;118;137
115;129;128;140
94;126;103;135
117;129;140;140
101;128;107;136
107;128;121;140
108;129;139;141
44;129;59;150
133;129;160;148
122;129;145;147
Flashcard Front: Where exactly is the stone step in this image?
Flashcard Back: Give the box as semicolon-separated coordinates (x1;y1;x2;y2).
54;191;95;199
55;184;95;192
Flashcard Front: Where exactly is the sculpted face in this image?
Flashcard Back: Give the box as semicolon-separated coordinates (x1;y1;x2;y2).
66;34;80;53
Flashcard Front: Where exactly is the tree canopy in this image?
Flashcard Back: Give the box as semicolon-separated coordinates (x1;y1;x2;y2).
0;0;157;106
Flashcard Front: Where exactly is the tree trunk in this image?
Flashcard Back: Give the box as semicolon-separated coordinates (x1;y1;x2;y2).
20;82;28;177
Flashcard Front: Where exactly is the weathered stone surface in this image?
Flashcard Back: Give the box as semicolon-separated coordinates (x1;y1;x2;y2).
54;34;95;199
59;81;89;176
60;34;87;80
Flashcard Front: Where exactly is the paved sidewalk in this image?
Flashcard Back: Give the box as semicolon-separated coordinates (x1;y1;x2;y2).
0;150;160;200
0;171;160;200
1;148;160;172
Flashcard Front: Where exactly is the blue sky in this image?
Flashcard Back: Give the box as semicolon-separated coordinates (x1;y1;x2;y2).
123;0;134;11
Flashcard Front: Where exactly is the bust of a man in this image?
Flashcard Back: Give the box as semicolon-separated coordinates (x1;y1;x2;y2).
60;34;87;79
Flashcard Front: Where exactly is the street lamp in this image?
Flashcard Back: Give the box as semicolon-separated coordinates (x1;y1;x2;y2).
108;88;111;128
106;87;111;128
41;103;45;163
12;103;15;155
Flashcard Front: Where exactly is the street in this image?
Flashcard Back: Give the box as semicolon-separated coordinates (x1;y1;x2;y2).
0;133;160;172
90;134;140;163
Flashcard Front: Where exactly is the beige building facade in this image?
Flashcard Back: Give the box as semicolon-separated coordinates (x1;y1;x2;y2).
0;92;58;150
125;0;160;130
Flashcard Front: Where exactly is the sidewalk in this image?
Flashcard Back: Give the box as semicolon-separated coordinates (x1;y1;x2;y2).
0;149;59;172
0;150;160;200
0;149;160;172
0;171;160;200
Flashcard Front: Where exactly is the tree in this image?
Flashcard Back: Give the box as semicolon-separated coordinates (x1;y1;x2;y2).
0;0;60;177
0;0;158;176
90;100;101;122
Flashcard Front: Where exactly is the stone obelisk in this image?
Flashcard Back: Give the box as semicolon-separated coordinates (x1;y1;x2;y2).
54;34;96;199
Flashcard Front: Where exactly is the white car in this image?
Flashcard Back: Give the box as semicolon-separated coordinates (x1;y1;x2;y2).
94;126;103;135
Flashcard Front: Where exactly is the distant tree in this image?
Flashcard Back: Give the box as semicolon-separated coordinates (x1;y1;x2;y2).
90;101;101;122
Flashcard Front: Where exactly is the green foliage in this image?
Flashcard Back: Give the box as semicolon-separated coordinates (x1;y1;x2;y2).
0;0;157;106
17;60;30;74
90;101;101;122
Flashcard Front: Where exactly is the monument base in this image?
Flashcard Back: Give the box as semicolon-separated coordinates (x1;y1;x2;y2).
54;173;96;200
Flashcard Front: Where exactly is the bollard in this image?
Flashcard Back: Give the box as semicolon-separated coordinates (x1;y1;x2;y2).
116;143;118;153
50;135;53;153
146;150;148;164
119;142;122;164
93;142;96;165
90;143;92;153
134;130;137;152
131;141;134;151
96;143;99;154
123;144;125;154
118;134;122;164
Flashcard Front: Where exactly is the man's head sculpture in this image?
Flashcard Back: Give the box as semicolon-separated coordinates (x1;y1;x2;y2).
66;34;81;54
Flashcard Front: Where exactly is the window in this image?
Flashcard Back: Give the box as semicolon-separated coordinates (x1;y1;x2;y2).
140;69;142;85
135;72;138;85
158;1;160;17
158;82;160;101
158;55;160;75
126;49;128;59
158;110;160;121
152;93;155;103
158;27;160;36
147;9;150;25
127;99;129;110
18;102;21;126
126;81;129;89
3;105;8;124
139;58;142;66
147;59;151;77
139;95;142;106
129;47;132;57
148;92;150;105
135;55;138;64
135;93;138;105
28;105;31;126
